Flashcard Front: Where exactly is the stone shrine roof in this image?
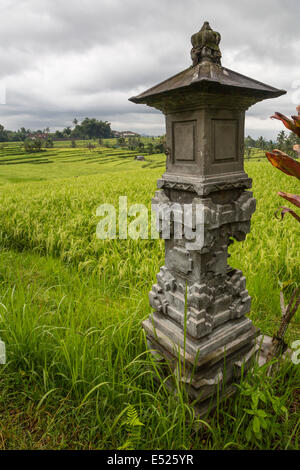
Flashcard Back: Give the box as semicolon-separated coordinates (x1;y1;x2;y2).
129;22;286;108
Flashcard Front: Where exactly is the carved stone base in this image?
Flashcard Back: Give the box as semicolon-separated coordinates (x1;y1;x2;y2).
144;328;274;417
144;178;263;416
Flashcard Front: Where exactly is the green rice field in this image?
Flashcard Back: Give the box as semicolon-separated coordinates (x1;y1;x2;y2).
0;141;299;449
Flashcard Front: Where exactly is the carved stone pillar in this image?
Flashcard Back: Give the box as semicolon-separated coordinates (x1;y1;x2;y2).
130;21;286;414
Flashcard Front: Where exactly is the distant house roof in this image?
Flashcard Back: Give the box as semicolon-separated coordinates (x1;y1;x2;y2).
121;131;140;137
112;130;140;138
28;133;48;139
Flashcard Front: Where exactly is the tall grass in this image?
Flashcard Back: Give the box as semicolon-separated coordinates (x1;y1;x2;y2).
0;152;299;449
0;249;299;449
0;161;299;334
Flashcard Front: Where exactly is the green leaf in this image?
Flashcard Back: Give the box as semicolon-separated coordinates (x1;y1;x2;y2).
118;440;133;450
260;418;268;430
252;393;259;408
246;426;252;442
253;416;261;434
259;392;267;404
256;409;268;418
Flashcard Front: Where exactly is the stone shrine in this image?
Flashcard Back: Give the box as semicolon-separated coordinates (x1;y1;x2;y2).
129;22;286;414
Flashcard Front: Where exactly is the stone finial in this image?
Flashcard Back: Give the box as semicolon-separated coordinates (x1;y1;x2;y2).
191;21;222;66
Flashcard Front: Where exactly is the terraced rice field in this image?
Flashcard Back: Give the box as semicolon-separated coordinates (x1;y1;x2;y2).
0;141;299;449
0;141;165;185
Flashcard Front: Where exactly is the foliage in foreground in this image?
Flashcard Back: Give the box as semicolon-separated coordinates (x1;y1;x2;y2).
264;107;300;360
266;106;300;223
0;249;299;450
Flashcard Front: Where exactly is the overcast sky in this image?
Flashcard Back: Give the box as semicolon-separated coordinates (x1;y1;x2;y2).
0;0;299;138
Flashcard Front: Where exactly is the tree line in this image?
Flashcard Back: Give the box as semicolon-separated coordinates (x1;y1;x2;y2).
1;118;299;158
114;136;165;154
245;130;300;156
0;118;113;142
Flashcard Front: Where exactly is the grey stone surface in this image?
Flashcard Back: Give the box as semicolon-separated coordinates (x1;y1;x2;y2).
130;22;286;415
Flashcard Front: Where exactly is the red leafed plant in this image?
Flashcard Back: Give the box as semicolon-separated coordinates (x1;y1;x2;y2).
266;105;300;223
265;106;300;364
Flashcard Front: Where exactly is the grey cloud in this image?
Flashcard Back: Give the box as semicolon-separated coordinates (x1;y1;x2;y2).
0;0;299;137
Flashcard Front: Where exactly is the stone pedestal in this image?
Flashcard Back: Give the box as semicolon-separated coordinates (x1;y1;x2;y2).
129;21;286;414
143;177;259;413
